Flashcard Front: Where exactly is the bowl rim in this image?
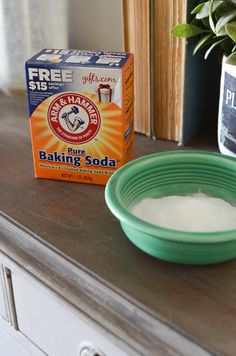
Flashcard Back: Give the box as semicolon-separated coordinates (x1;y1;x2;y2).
105;150;236;244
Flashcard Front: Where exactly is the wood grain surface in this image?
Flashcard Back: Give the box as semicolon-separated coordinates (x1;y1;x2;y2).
2;94;235;356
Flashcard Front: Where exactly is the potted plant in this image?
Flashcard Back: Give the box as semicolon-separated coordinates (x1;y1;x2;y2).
172;0;236;157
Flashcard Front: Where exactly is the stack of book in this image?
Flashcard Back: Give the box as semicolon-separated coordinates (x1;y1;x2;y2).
122;0;221;144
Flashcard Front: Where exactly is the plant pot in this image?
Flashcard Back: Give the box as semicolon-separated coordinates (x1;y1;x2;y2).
218;55;236;157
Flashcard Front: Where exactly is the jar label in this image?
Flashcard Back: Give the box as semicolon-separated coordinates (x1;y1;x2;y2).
220;72;236;153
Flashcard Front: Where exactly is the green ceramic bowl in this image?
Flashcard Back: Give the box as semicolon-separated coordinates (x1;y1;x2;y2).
105;150;236;265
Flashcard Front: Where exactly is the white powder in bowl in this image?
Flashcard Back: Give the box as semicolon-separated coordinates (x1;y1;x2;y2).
131;193;236;232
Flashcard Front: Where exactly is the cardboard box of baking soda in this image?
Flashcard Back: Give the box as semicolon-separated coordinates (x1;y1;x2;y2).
25;49;134;185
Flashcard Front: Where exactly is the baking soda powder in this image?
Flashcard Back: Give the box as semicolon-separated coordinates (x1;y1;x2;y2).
132;194;236;232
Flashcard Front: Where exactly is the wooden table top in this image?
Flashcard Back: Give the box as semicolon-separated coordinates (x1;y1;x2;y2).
1;93;235;356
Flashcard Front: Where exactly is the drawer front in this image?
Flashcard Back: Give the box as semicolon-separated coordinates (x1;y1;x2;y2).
12;272;128;356
0;326;32;356
0;265;7;320
0;314;46;356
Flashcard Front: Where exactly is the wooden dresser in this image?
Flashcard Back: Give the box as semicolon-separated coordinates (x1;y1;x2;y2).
0;94;235;356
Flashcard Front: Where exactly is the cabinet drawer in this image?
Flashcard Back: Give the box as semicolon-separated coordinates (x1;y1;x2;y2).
0;265;7;320
12;272;128;356
0;316;46;356
0;326;32;356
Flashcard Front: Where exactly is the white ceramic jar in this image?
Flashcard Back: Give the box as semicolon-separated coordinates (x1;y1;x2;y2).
218;55;236;157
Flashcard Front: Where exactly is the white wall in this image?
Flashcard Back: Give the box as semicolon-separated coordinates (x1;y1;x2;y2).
68;0;123;51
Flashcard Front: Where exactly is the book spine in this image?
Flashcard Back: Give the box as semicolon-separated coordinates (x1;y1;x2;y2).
122;54;135;163
153;0;187;142
122;0;151;136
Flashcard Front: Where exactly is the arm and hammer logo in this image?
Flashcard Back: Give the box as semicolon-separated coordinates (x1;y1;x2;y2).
48;93;101;144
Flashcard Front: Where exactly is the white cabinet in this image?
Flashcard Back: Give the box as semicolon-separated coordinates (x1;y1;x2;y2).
0;259;45;356
0;316;45;356
0;251;130;356
12;272;127;356
0;265;7;320
0;325;33;356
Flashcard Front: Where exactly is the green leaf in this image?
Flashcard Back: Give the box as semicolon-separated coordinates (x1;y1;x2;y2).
204;38;226;58
192;1;224;19
216;3;236;17
225;22;236;42
171;0;236;59
191;3;206;16
209;0;216;33
215;9;236;34
193;34;213;54
226;51;236;64
171;24;204;38
217;26;227;36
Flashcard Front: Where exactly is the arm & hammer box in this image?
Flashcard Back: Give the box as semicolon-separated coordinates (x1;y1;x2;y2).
25;49;134;185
